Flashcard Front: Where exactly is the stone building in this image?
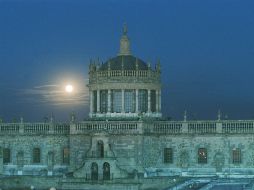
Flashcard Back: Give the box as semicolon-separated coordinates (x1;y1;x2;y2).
1;25;254;189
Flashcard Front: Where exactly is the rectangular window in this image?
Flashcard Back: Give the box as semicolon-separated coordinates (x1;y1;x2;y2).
112;90;122;113
138;89;148;112
33;148;41;164
100;90;108;113
164;148;173;163
124;90;135;113
232;148;241;164
93;91;97;112
150;90;156;112
3;148;11;164
198;148;207;164
63;148;70;164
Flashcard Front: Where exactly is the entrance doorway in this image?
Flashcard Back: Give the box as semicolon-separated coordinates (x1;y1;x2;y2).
103;162;110;180
91;162;98;180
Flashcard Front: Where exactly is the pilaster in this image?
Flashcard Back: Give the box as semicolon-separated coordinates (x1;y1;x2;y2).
158;89;161;112
148;89;151;113
216;122;223;133
90;91;93;114
121;89;125;113
107;89;111;113
156;90;159;112
135;89;139;113
0;147;3;174
97;90;100;113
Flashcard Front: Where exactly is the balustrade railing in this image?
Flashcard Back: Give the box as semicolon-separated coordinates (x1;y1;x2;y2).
187;122;217;134
0;123;70;135
153;122;182;134
24;123;50;134
222;122;254;133
0;120;254;135
0;123;19;134
89;70;160;82
75;121;139;134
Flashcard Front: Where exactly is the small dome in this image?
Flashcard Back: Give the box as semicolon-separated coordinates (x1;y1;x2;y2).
99;55;148;71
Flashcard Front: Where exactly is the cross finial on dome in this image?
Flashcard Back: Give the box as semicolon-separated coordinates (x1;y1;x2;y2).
123;23;128;35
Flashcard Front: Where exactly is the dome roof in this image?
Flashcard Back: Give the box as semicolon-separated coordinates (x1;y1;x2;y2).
99;55;148;71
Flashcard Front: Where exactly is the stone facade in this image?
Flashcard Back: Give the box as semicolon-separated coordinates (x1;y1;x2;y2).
1;120;254;180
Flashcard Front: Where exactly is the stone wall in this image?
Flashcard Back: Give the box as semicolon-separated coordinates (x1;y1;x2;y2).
0;134;69;176
143;134;254;176
1;120;254;178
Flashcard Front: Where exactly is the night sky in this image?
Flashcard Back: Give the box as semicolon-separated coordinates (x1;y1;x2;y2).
1;0;254;122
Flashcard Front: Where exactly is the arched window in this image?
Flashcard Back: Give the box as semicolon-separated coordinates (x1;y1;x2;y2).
91;162;98;180
63;147;70;164
103;162;110;180
3;148;11;164
198;148;207;164
164;148;173;163
97;141;104;158
232;148;241;164
33;148;41;163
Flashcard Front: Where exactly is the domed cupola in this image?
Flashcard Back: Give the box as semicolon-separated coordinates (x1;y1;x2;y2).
88;24;162;119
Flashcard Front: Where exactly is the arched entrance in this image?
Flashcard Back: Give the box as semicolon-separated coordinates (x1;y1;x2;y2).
17;151;24;169
91;162;98;180
47;151;54;170
103;162;110;180
97;140;104;158
179;150;189;168
214;152;225;172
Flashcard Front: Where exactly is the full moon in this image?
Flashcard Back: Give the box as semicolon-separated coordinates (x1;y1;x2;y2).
65;84;73;93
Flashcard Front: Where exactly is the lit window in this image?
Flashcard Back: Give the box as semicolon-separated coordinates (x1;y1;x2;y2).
63;147;70;164
33;148;41;163
232;148;241;164
198;148;207;164
3;148;11;164
164;148;173;163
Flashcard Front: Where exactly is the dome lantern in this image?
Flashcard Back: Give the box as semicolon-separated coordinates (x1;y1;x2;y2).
118;23;131;56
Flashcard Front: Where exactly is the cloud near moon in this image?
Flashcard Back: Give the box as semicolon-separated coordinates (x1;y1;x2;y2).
18;82;89;106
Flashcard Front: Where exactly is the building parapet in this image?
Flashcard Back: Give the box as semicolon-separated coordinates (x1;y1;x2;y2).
1;120;254;135
0;123;69;135
73;121;141;135
89;70;160;84
148;120;254;135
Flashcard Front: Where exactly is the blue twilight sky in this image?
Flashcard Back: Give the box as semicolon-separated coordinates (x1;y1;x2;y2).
0;0;254;122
